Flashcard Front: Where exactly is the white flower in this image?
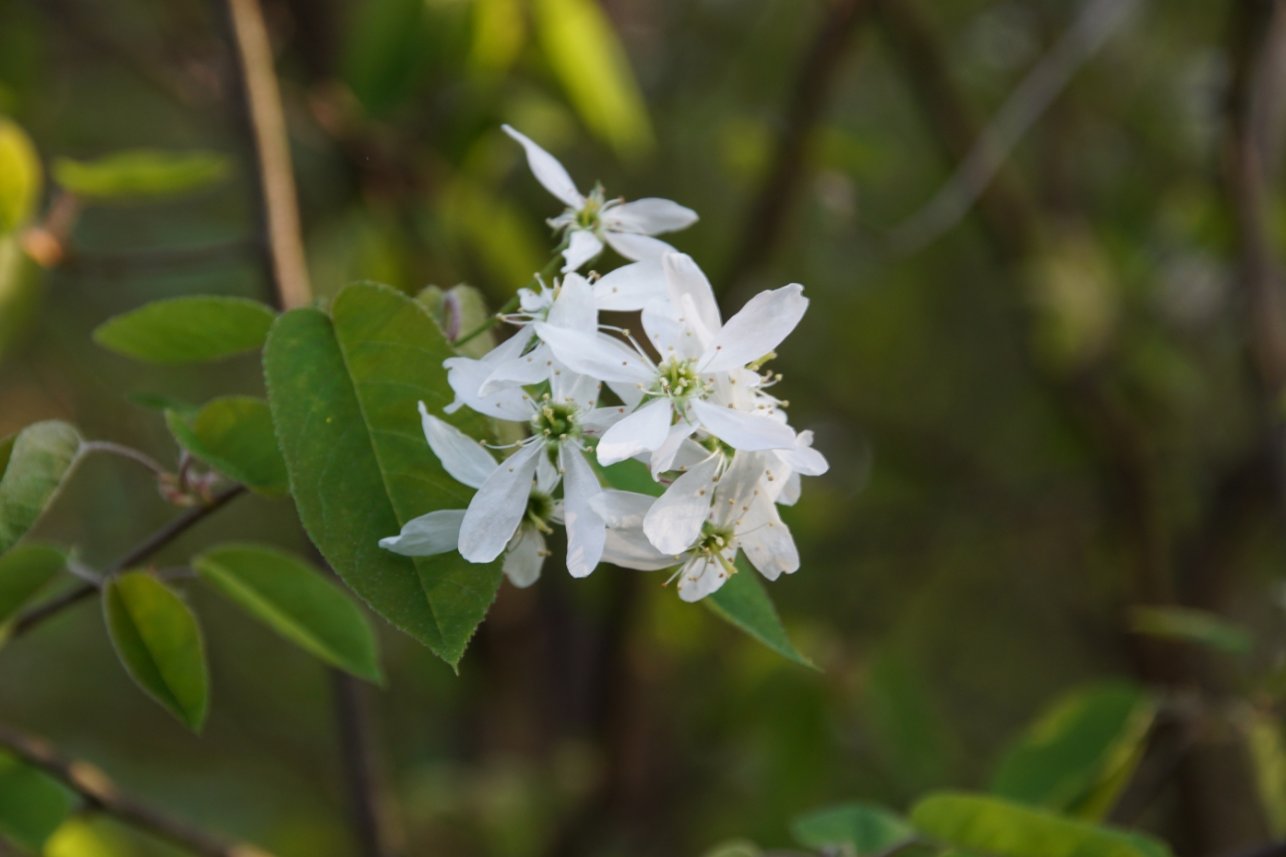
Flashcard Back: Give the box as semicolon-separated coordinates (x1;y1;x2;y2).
533;253;806;468
593;454;801;602
378;405;560;588
503;125;698;273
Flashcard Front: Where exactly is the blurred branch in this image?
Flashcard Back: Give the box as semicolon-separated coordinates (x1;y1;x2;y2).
330;670;395;857
81;441;167;476
1222;0;1286;518
0;722;274;857
6;485;246;641
217;0;312;310
722;0;872;291
886;0;1142;252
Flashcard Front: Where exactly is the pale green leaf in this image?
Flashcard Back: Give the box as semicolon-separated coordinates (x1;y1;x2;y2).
94;296;275;364
264;282;502;668
165;396;287;495
0;543;64;624
990;681;1155;819
52;150;228;200
195;543;382;682
0;421;81;556
706;559;815;669
103;572;209;731
533;0;653;158
791;802;916;855
909;792;1173;857
0;118;40;233
1130;606;1252;655
0;752;73;852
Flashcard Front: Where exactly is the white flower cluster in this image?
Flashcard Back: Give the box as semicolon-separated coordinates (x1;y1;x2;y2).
380;127;828;602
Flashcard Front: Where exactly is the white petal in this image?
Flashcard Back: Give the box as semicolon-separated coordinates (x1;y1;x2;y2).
601;198;698;235
562;229;604;273
503;526;546;588
550;365;600;413
604;231;675;261
502;125;584;208
589;489;656;527
418;404;498;489
378;509;466;556
535;448;561;495
444;333;536;420
602;528;677;571
608;380;645;408
562;446;606;577
677;554;734;602
592;260;666;311
642;299;703;361
533;323;653;384
663;253;721;338
582;405;630;434
458;442;544;563
643;454;720;554
780;444;829;477
480;343;552;393
701;283;808;373
778;472;802;506
738;499;799;580
548;272;598;331
596;398;674;465
650;420;698;478
689;398;796;451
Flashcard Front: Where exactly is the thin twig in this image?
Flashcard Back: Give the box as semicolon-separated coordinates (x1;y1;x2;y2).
886;0;1143;252
6;485;246;640
330;670;393;857
81;441;167;477
217;0;312;309
722;0;872;291
0;722;274;857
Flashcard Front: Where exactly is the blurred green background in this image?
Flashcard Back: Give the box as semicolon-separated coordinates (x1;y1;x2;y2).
1;0;1284;855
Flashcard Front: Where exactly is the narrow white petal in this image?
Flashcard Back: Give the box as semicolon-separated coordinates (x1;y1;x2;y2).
663;253;721;338
503;526;546;588
379;509;466;556
690;398;796;451
589;489;656;527
480;344;553;393
562;446;606;577
533;323;653;384
550;366;600;413
593;259;666;311
444;334;536;420
602;528;677;571
547;272;598;331
582;405;630;434
677;554;734;602
701;283;808;373
418;404;498;489
596;398;674;465
777;472;802;506
642;299;703;362
535;448;561;495
738;500;799;580
562;229;605;273
601;198;699;235
458;442;544;563
502;125;584;208
643;454;720;554
650;420;698;478
604;231;674;261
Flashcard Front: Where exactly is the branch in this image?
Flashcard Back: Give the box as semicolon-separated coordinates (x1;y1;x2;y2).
0;722;274;857
722;0;872;291
886;0;1142;252
6;485;246;641
330;670;394;857
217;0;312;310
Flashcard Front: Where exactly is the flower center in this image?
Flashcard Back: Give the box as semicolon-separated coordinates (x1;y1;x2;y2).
697;521;735;556
576;187;606;230
532;401;578;442
656;358;703;400
526;491;554;531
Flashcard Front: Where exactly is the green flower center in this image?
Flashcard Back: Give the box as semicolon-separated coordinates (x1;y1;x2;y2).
532;401;578;442
657;358;702;399
697;521;735;556
526;491;554;531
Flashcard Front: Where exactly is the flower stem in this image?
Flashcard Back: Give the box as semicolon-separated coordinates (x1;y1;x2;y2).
82;440;168;476
452;244;570;348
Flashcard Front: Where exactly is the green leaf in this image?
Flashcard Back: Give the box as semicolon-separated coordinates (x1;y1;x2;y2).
194;544;382;682
0;119;41;233
165;396;287;495
0;233;45;360
103;572;209;731
1129;606;1252;655
990;682;1155;819
706;559;815;669
791;802;916;855
52;150;228;200
532;0;653;158
94;296;275;364
1243;707;1286;836
909;792;1173;857
0;421;81;556
0;543;64;624
0;752;73;852
264;282;502;668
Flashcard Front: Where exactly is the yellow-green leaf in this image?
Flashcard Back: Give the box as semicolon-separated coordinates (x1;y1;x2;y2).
0;421;81;557
0;543;64;624
94;296;276;364
103;572;209;731
0;752;73;852
53;150;228;200
0;118;40;233
165;396;287;495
